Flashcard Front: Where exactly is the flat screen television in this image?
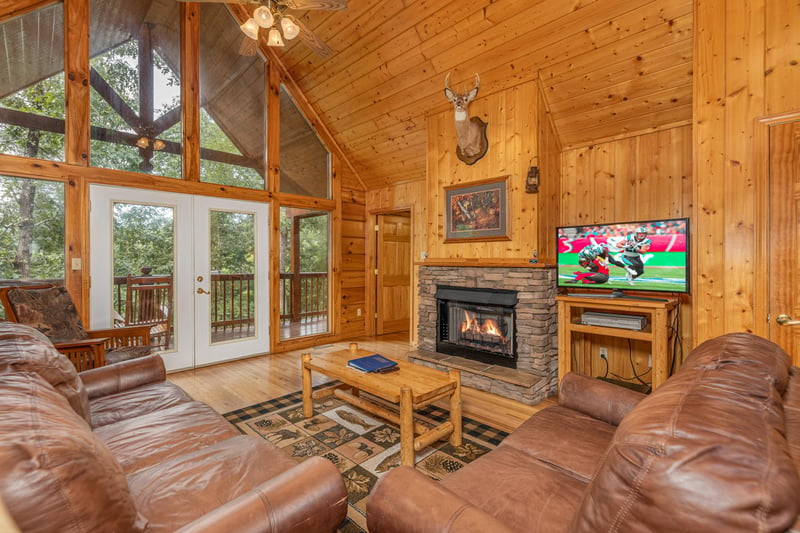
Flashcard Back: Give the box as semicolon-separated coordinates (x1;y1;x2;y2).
556;217;689;298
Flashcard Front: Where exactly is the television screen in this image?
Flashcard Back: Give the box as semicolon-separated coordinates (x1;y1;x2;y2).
556;218;689;294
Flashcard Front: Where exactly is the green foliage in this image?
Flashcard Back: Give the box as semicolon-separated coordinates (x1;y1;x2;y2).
280;208;329;274
113;203;175;276
0;177;65;280
209;211;255;274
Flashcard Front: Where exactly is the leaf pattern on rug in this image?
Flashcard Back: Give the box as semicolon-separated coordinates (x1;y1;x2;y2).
343;470;372;496
291;438;327;458
320;427;356;447
451;442;488;461
370;426;400;444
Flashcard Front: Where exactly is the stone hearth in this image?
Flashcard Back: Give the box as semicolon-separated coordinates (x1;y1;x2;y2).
411;265;558;405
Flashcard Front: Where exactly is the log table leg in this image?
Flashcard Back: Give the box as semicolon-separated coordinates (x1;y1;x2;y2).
301;353;313;417
449;369;462;447
400;385;414;466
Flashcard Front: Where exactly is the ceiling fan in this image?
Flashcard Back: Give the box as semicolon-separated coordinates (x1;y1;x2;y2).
177;0;348;58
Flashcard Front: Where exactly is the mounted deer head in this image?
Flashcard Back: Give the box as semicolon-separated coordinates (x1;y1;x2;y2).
444;73;488;165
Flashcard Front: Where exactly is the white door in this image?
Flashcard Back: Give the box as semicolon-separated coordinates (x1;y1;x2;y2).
89;186;269;371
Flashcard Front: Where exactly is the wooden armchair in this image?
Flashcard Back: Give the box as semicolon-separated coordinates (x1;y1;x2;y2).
124;274;173;351
0;285;151;371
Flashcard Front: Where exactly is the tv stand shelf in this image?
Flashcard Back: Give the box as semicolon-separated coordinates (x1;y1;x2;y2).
557;295;677;390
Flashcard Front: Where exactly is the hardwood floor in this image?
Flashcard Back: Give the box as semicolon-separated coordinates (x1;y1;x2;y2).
168;332;556;433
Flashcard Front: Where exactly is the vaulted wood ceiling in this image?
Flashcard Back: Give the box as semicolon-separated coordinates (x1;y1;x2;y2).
259;0;693;190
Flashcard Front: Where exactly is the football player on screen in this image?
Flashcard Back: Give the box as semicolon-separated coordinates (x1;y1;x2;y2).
612;226;652;284
565;244;610;284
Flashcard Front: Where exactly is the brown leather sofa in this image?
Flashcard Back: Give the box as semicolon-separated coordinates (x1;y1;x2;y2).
368;332;800;532
0;322;348;533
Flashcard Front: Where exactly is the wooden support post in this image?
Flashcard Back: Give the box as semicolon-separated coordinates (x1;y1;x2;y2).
301;353;313;417
449;369;462;447
400;385;414;466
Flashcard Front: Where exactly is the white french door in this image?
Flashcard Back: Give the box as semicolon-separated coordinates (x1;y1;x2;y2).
89;186;269;371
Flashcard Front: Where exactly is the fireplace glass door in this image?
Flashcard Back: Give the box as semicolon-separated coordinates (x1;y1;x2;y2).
436;286;518;368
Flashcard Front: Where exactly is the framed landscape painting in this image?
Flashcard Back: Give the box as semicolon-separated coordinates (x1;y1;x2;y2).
444;176;510;242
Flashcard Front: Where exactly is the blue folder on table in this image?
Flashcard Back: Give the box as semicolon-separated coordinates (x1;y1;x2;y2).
347;354;398;373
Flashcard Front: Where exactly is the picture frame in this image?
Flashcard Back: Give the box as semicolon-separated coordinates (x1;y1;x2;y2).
444;176;510;242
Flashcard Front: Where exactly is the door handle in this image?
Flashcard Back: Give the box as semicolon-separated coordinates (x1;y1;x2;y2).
196;287;210;295
776;314;800;326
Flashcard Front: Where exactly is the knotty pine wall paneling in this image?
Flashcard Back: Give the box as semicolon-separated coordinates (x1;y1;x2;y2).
339;164;368;339
692;0;800;344
426;80;541;262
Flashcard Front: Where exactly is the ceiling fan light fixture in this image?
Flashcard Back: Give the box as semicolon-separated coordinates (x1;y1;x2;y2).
153;139;166;151
253;6;274;28
240;18;260;40
136;136;149;149
267;27;285;47
280;17;300;40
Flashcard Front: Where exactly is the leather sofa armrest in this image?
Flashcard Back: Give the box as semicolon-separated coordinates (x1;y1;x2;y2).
79;354;166;399
175;457;347;533
558;371;647;426
367;466;513;533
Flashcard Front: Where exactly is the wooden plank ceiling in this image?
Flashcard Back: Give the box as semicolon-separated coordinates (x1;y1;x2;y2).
262;0;693;190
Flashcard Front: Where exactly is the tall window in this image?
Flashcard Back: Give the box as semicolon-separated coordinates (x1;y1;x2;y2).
280;85;330;198
0;176;65;283
0;4;66;161
199;4;266;190
279;206;330;339
89;0;182;177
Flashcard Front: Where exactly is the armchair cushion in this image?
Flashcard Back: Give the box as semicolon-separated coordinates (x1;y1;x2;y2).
5;286;87;342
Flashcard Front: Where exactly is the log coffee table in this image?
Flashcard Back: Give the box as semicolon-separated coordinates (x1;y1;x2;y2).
301;343;462;467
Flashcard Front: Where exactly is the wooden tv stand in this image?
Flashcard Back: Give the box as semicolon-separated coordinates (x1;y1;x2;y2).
557;295;678;391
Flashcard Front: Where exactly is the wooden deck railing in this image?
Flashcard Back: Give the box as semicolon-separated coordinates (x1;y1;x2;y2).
279;272;328;323
2;273;328;333
112;272;328;332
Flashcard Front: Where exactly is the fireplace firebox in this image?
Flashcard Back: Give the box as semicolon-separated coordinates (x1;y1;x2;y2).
435;285;518;368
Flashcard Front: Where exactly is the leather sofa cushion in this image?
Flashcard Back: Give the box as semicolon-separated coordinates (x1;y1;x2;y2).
0;322;89;422
572;332;800;532
128;435;301;532
500;405;617;482
441;445;586;533
95;401;242;475
90;380;193;427
0;372;138;533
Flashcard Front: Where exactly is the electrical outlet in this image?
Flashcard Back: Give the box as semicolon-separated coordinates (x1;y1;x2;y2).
599;347;608;360
356;308;362;317
647;353;652;368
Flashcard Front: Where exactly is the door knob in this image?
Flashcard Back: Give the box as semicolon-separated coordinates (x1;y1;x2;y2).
196;287;210;295
776;314;800;326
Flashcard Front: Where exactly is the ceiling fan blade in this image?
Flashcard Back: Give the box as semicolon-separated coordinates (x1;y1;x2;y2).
287;14;334;58
282;0;347;10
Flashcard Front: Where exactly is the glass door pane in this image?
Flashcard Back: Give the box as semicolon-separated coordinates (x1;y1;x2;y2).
208;210;255;343
194;197;269;366
112;202;175;352
279;206;330;339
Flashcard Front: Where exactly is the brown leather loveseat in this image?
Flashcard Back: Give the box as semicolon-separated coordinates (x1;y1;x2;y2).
368;332;800;532
0;322;348;533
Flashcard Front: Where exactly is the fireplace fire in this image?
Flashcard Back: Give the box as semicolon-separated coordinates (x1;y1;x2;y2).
436;285;517;368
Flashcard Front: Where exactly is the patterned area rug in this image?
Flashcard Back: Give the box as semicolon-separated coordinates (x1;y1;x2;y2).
224;382;508;532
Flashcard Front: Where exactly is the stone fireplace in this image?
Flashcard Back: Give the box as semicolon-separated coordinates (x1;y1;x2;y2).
411;264;558;405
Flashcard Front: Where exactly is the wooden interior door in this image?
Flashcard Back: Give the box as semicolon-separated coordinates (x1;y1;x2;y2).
769;121;800;365
376;213;411;335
